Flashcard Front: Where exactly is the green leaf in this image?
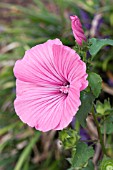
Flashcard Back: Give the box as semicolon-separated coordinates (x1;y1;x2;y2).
101;114;113;134
82;160;94;170
89;38;113;56
76;91;95;127
14;132;40;170
96;99;111;115
88;72;102;98
0;122;20;135
72;142;94;168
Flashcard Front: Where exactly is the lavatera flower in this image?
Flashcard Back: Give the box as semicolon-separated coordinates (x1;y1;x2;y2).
70;15;87;46
13;39;88;132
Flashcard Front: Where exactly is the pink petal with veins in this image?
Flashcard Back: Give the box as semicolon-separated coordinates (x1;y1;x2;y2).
14;39;88;132
70;15;87;46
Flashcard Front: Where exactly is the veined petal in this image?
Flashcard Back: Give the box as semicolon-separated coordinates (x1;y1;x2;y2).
14;39;64;86
52;44;80;80
14;39;88;132
70;15;87;46
14;80;66;131
54;82;81;130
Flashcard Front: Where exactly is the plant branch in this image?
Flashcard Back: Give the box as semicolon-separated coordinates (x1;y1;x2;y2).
92;104;109;157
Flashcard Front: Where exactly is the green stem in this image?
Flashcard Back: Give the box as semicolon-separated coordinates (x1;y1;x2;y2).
92;104;109;157
81;139;98;143
75;119;80;133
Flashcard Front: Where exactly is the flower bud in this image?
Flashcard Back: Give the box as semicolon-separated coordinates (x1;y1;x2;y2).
100;159;113;170
59;128;80;149
70;15;87;46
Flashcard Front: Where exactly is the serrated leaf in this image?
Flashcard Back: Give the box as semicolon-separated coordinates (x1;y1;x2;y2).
76;91;95;127
88;72;102;98
89;38;113;56
72;142;94;168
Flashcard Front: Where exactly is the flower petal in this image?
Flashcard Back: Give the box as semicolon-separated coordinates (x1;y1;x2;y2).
52;44;88;90
14;39;64;86
54;82;81;130
14;39;88;132
70;15;87;46
15;79;67;131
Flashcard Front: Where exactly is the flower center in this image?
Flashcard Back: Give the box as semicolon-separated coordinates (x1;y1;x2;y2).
60;85;70;94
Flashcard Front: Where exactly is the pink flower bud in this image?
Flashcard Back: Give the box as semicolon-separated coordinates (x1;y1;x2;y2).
70;15;87;46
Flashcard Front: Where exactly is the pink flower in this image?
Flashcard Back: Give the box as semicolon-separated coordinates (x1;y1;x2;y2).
70;15;87;46
14;39;88;132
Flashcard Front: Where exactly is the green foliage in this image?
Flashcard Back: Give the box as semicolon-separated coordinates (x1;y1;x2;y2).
82;160;94;170
14;132;40;170
0;0;75;48
101;113;113;134
76;91;95;127
88;72;102;98
89;38;113;56
96;99;111;115
71;142;94;169
95;100;113;135
99;159;113;170
1;0;113;169
0;1;76;169
59;128;80;149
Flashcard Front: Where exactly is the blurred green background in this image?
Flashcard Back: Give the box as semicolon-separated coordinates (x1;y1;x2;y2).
0;0;113;169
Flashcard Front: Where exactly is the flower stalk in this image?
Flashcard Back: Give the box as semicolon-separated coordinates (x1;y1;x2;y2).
92;104;110;157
